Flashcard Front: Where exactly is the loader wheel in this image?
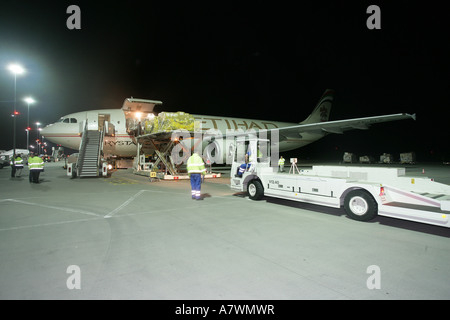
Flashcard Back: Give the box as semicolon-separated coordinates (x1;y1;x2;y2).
247;180;264;200
344;190;377;222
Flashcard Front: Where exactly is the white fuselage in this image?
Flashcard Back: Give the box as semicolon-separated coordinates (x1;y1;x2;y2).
41;109;326;160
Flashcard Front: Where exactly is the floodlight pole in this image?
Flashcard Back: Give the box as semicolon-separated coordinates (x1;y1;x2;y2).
7;64;25;160
24;97;35;151
13;73;17;159
35;122;41;154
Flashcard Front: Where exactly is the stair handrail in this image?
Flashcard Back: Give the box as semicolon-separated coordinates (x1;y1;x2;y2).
96;129;105;174
76;120;88;176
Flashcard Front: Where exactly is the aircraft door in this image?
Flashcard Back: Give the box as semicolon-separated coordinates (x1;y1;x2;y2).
105;122;115;136
79;120;86;134
86;111;98;130
98;114;111;133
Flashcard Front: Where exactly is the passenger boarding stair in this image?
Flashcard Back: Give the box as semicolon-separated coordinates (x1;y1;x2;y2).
77;126;104;177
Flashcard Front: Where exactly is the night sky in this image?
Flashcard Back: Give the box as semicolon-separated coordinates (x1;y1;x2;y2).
0;1;449;161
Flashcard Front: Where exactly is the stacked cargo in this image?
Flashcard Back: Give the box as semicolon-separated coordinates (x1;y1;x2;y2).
144;112;198;134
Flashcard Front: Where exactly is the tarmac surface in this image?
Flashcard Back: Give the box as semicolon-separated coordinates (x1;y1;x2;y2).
0;161;449;300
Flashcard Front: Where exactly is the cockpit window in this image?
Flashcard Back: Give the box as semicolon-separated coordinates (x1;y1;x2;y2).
57;117;78;123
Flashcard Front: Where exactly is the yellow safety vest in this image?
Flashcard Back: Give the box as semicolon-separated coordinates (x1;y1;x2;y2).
187;153;206;175
29;156;44;170
15;157;24;168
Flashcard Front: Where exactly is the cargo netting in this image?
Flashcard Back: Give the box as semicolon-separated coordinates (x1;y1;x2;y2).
144;112;199;134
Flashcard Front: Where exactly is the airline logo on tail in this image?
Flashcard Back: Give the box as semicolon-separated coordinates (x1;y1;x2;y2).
318;90;334;122
301;89;334;124
320;105;329;122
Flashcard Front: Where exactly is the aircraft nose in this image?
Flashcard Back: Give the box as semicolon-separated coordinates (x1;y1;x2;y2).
40;124;53;137
40;125;48;135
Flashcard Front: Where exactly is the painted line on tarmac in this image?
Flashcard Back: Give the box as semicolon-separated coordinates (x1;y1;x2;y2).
5;199;102;217
104;190;146;218
0;193;243;232
0;216;103;232
103;189;240;219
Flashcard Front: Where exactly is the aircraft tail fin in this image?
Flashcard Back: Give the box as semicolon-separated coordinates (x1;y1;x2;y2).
300;89;334;124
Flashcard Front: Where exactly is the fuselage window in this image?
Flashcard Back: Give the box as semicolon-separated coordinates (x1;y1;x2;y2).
63;118;70;123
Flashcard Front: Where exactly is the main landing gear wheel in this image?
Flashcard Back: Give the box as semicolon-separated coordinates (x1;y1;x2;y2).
247;180;264;200
344;190;378;221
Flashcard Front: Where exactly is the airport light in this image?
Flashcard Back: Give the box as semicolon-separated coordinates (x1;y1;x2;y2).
24;97;36;151
36;122;41;154
7;63;25;160
7;64;25;76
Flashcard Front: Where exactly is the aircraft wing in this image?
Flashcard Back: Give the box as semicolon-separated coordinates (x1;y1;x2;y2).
275;113;416;139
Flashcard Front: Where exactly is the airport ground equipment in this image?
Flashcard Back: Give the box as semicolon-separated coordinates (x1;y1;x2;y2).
51;146;65;162
125;100;220;180
379;153;393;164
67;121;109;178
230;137;450;228
343;152;357;163
0;158;8;169
135;130;221;180
359;155;375;164
400;152;416;164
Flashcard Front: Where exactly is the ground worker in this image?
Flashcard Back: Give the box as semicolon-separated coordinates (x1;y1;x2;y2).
236;151;251;177
28;151;45;183
278;156;285;172
187;152;206;200
14;154;24;177
10;154;18;178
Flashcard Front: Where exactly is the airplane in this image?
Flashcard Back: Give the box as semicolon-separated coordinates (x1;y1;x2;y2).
40;90;415;167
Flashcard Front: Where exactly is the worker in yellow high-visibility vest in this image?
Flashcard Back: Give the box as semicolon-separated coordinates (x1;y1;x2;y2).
28;151;45;183
278;156;285;172
15;154;24;177
187;152;206;200
10;154;24;178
